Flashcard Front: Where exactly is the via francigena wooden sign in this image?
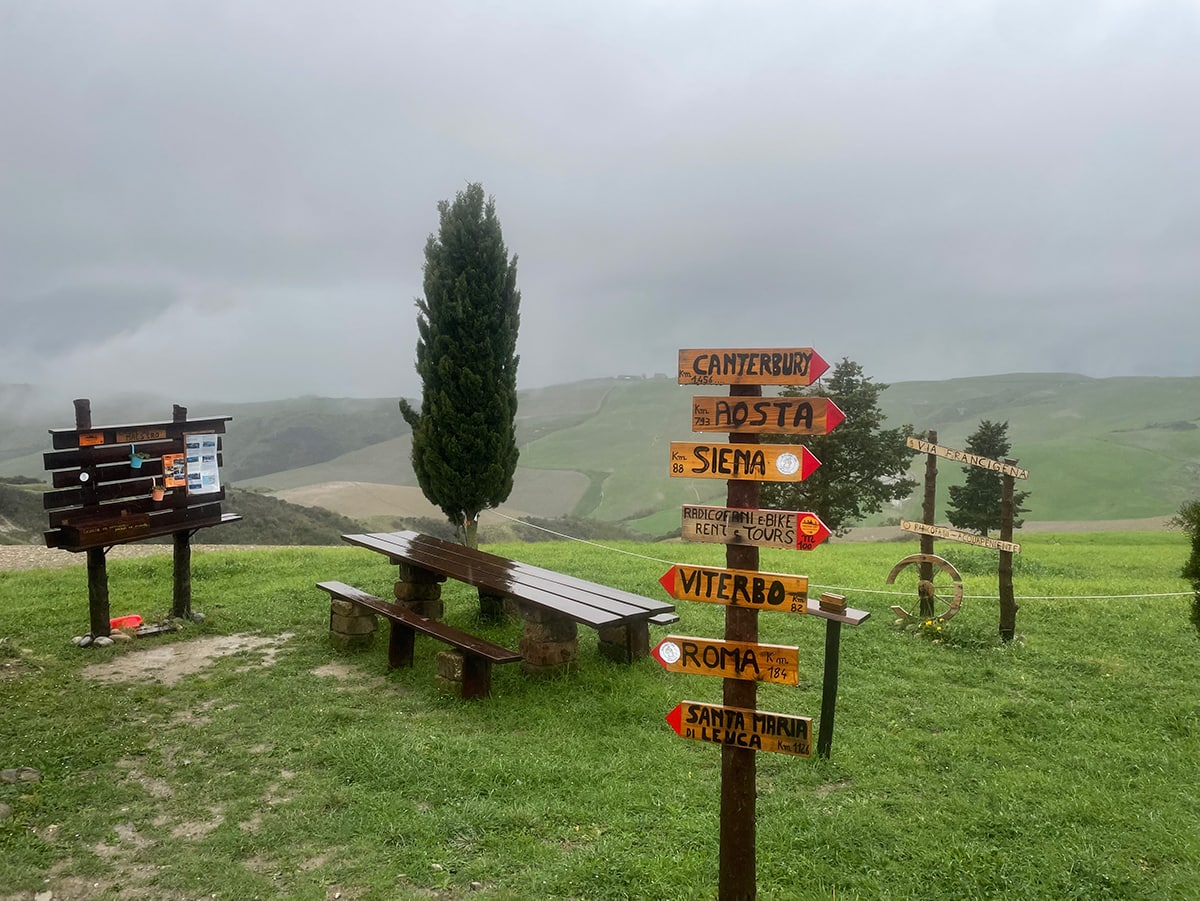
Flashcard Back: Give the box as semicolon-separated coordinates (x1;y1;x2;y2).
690;396;844;435
901;519;1021;554
658;563;808;614
906;437;1029;480
678;348;829;386
669;442;820;482
666;701;812;757
652;636;800;685
681;504;831;550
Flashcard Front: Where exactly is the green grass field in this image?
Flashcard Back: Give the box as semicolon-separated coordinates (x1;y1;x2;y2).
1;532;1198;900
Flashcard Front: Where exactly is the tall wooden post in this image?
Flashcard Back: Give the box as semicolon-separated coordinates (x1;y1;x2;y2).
919;429;938;616
75;399;112;638
169;404;195;620
720;385;759;901
998;462;1017;641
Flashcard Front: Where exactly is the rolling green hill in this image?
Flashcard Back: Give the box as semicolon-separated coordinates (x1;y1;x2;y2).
3;373;1199;536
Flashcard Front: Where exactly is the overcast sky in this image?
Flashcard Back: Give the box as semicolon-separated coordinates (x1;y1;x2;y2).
2;1;1198;404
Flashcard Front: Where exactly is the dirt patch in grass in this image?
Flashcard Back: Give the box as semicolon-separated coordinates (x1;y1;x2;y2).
81;633;295;686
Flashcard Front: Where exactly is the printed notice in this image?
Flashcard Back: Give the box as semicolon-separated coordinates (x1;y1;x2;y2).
185;433;222;496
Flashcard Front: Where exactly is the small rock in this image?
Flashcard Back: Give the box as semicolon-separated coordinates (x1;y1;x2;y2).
430;863;444;871
35;891;52;901
470;881;484;891
110;630;134;643
0;769;17;783
77;635;94;648
0;802;12;820
92;636;114;648
189;611;207;623
18;767;42;783
71;635;86;646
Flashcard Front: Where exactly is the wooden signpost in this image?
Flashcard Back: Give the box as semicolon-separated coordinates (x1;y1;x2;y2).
659;564;808;614
900;519;1020;554
666;701;812;757
678;348;829;386
691;396;845;435
904;433;1030;640
681;504;831;550
652;637;801;685
662;346;869;901
668;441;820;482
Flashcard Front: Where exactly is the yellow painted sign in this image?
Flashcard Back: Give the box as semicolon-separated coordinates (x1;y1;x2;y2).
652;635;800;685
116;427;168;443
906;437;1029;480
666;701;812;757
680;505;831;550
78;432;105;447
678;348;829;386
900;519;1021;554
669;442;820;482
659;564;808;614
691;396;845;435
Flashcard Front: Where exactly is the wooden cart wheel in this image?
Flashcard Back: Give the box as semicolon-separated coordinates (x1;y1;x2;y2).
886;553;964;623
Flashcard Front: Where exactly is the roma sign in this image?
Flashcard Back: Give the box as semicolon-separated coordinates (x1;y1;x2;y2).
900;519;1021;554
678;348;829;386
658;563;808;614
669;442;820;482
666;701;812;757
681;505;831;550
691;396;844;435
652;636;800;685
906;437;1029;480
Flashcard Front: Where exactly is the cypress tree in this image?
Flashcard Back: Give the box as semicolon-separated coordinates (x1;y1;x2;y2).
399;183;520;548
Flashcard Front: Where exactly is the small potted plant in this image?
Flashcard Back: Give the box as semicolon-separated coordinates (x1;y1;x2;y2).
151;477;165;502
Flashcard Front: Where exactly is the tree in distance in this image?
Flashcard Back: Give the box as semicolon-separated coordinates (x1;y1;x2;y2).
761;357;917;536
1168;499;1200;634
399;183;521;549
945;420;1030;536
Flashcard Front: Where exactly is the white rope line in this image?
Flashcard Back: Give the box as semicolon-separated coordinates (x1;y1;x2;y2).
482;510;1194;602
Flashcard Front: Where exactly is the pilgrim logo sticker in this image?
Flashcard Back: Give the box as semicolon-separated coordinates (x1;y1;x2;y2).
776;452;800;476
658;640;682;665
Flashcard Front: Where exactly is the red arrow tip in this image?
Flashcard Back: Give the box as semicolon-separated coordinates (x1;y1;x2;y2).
825;399;845;434
666;703;683;736
808;350;830;384
658;567;677;597
801;447;821;480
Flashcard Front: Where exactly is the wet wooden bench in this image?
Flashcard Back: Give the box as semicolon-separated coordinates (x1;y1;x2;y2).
316;581;521;699
340;530;679;673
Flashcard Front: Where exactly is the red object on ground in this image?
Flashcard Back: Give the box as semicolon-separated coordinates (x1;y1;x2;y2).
109;614;143;630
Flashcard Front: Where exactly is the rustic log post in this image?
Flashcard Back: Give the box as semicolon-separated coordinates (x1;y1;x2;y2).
169;403;196;620
817;593;846;760
75;399;112;638
998;462;1018;641
720;384;759;901
919;429;937;616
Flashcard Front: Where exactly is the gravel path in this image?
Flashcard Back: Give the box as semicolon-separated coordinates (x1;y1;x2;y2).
0;544;277;572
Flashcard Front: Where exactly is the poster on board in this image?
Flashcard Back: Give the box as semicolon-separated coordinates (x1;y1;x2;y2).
185;433;222;496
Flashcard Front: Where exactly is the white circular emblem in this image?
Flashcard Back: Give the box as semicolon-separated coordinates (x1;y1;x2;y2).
658;640;681;664
776;452;800;476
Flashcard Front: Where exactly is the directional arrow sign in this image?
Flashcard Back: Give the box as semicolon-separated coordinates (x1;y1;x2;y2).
669;442;820;482
658;564;808;614
680;505;831;551
901;519;1021;554
690;396;845;435
652;635;800;685
678;348;829;386
666;701;812;757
